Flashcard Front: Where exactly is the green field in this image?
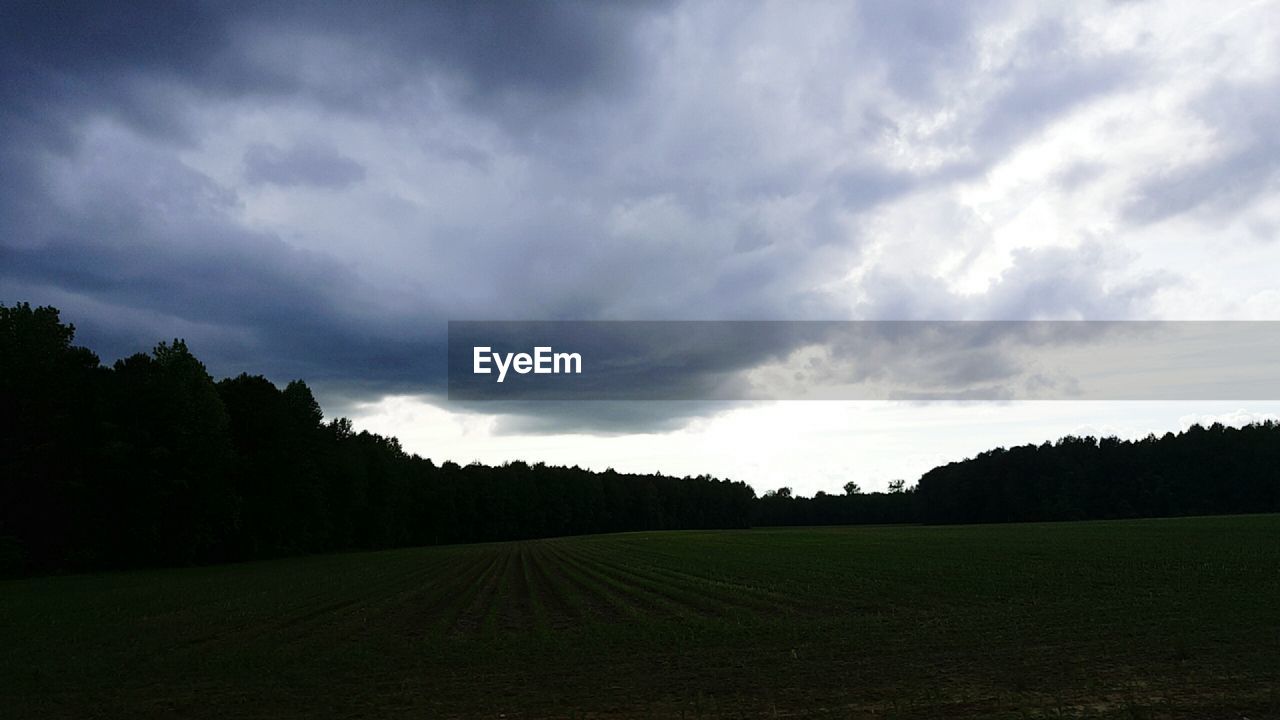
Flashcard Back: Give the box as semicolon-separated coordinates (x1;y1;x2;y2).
4;516;1279;719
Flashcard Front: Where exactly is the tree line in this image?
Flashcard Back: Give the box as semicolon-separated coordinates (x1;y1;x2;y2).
753;481;916;527
754;420;1280;527
4;302;1280;574
913;424;1280;524
0;303;753;574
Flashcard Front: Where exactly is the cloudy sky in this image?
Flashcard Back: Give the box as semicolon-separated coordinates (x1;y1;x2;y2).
3;1;1280;494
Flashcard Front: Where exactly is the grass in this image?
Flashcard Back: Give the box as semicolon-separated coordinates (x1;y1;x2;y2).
3;515;1279;718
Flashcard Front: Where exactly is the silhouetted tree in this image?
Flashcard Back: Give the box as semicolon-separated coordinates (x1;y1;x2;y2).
0;303;757;573
0;303;103;570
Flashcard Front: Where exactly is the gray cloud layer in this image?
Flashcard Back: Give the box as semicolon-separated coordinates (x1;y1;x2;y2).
2;1;1277;432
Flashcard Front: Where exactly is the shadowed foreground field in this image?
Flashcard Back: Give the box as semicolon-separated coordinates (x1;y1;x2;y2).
4;516;1279;719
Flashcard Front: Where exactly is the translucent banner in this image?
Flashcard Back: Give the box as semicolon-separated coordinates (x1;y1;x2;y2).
447;321;1280;401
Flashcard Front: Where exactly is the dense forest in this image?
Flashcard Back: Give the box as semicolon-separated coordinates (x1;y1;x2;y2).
0;303;753;573
914;424;1280;524
3;302;1280;574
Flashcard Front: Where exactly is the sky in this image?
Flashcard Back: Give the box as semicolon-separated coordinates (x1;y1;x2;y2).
3;1;1280;495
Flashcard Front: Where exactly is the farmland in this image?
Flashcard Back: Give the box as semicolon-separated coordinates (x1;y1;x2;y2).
3;515;1279;719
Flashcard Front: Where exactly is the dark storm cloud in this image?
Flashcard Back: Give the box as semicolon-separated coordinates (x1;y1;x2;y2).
0;219;445;388
1;2;280;149
243;143;366;189
0;1;662;143
0;1;664;379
